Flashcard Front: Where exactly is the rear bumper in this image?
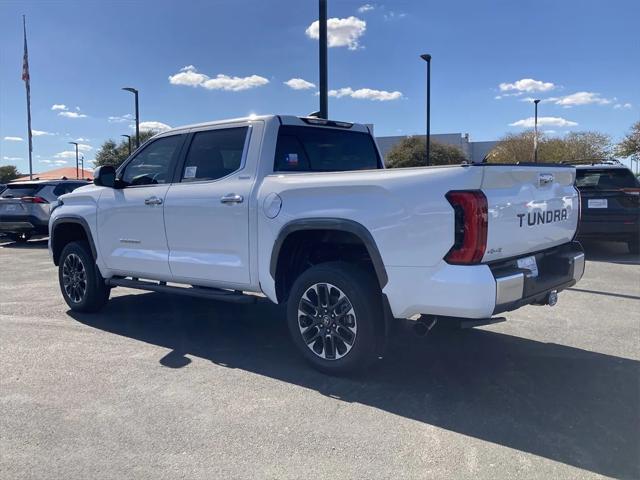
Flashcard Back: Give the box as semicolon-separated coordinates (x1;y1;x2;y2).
492;242;585;314
577;217;639;241
0;215;48;234
382;241;585;319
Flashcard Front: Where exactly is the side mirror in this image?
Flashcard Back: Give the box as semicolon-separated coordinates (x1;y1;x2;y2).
93;165;116;188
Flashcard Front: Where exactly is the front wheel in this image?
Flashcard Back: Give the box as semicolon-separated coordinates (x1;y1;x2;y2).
286;262;383;375
58;241;110;312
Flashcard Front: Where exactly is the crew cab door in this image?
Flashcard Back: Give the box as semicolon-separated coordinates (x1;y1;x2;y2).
97;134;185;277
163;124;253;286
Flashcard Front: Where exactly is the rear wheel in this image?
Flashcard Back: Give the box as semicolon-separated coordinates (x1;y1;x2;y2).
58;241;110;312
286;262;382;375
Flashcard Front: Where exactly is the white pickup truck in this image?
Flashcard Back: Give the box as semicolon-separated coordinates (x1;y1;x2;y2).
49;115;585;373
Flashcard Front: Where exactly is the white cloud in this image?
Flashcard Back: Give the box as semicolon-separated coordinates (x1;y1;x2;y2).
614;102;632;109
499;78;555;93
358;4;374;13
138;121;171;132
76;144;92;152
168;65;269;91
284;78;316;90
54;150;79;159
74;137;90;142
328;86;403;101
3;156;22;161
58;111;87;118
168;65;209;87
552;91;611;107
306;16;366;50
32;130;55;136
40;159;69;165
108;114;133;123
383;11;407;20
3;136;23;141
509;116;578;128
51;104;67;111
202;74;269;91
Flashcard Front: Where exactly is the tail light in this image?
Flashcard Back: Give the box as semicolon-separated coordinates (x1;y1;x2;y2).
445;190;488;264
21;196;48;204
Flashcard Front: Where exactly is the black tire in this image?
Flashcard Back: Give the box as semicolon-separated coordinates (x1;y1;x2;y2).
286;261;383;375
628;238;639;255
58;241;110;312
9;232;31;243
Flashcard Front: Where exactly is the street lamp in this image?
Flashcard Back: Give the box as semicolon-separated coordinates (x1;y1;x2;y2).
533;99;541;163
79;154;84;177
122;87;140;148
121;134;132;156
420;53;432;166
318;0;328;119
68;141;79;179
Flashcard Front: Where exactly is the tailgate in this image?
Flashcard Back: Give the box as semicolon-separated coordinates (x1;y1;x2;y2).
480;165;579;262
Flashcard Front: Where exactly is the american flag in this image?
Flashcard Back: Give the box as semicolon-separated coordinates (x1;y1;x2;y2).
22;18;29;82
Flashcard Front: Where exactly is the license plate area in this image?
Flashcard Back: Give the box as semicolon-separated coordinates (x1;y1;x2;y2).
588;198;608;209
517;255;538;277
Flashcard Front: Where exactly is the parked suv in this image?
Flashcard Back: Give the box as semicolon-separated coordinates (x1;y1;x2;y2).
0;179;88;242
575;163;640;254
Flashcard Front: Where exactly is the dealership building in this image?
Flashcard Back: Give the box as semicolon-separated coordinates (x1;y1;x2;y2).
376;133;498;164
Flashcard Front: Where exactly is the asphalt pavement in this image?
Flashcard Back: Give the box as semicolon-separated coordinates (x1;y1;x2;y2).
1;238;638;479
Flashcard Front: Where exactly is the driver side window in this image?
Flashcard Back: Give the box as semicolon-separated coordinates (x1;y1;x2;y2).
120;135;183;186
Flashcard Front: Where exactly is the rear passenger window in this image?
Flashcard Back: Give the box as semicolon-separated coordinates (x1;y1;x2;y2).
274;125;381;172
181;127;248;182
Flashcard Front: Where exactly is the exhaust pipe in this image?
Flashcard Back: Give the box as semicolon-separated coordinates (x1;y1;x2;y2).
413;316;438;336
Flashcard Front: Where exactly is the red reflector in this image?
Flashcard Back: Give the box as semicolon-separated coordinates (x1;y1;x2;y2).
21;196;48;204
445;190;488;264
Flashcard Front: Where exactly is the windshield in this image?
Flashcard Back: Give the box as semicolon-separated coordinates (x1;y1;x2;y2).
0;184;43;198
274;125;381;172
575;168;639;189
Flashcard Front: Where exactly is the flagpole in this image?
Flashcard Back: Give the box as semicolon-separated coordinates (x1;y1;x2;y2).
22;15;33;180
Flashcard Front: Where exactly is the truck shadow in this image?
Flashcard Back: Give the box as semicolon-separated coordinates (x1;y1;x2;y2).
70;293;639;479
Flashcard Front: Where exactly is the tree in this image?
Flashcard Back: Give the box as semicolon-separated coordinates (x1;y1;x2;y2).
487;130;612;164
385;136;467;168
94;130;157;168
616;121;640;161
0;165;21;183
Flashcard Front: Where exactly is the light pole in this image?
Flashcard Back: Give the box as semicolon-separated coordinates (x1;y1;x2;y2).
68;141;79;179
318;0;328;119
79;154;84;177
121;134;132;156
122;87;140;148
420;54;432;166
533;99;540;163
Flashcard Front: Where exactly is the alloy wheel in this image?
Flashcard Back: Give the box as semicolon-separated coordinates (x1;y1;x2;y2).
297;282;357;360
62;253;87;303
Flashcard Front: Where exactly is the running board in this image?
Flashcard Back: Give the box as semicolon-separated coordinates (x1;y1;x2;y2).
105;278;256;304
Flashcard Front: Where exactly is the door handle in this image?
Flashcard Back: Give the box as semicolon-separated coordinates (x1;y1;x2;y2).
144;196;163;206
220;193;244;204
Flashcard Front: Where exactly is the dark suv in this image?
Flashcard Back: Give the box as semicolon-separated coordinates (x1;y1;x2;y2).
0;180;88;242
575;163;640;253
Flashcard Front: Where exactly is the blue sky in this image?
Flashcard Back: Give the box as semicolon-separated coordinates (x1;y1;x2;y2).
1;0;638;173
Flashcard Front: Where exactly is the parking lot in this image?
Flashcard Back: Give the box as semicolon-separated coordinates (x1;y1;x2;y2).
0;238;638;479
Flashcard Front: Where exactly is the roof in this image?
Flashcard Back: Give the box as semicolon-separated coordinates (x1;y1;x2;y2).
160;114;369;135
7;178;91;186
574;163;630;170
13;167;93;182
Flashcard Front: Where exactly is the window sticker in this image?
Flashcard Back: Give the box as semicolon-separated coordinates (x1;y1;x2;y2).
184;166;197;178
285;153;299;166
